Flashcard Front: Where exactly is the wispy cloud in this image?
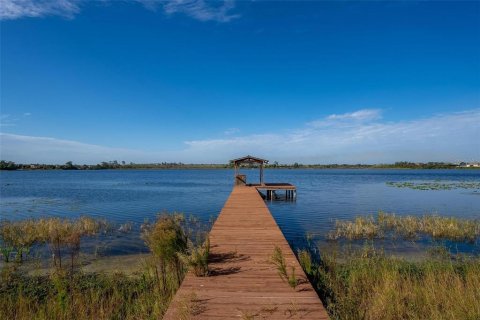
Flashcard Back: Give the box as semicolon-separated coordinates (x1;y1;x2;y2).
327;109;382;121
1;109;479;164
0;133;161;164
159;0;239;22
0;113;31;127
0;114;18;127
224;127;240;135
183;109;480;163
0;0;239;22
0;0;80;20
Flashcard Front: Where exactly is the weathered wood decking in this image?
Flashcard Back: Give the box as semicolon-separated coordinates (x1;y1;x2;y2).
164;186;329;319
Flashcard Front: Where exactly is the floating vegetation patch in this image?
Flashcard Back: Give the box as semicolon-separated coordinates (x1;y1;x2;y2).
386;181;480;190
327;212;480;243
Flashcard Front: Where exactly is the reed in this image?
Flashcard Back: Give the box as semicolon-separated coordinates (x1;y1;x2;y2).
178;237;210;277
0;267;171;319
0;217;106;270
297;249;313;275
328;212;480;243
310;245;480;320
1;212;208;319
0;219;40;262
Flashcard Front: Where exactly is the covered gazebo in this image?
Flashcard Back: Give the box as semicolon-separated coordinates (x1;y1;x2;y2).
231;155;269;186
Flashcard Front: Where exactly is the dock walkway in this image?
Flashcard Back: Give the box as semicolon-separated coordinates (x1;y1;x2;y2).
164;186;329;319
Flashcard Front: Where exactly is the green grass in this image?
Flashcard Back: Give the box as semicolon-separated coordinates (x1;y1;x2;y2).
0;213;211;319
271;246;298;289
302;213;480;319
0;267;172;320
305;246;480;320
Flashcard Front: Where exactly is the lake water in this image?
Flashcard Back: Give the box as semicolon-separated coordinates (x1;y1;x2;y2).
1;169;479;257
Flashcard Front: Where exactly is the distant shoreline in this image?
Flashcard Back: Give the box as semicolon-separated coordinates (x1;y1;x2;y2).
1;160;479;171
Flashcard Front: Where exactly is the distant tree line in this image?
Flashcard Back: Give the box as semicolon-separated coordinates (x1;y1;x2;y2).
263;161;459;169
0;160;468;171
0;160;231;171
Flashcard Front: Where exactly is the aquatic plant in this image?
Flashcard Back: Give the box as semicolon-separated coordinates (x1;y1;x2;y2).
297;249;313;275
328;212;480;243
386;181;480;191
0;213;211;320
327;215;383;241
0;219;40;262
0;217;106;271
36;216;106;272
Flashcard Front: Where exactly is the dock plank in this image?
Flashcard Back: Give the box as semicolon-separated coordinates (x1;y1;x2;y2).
163;186;329;319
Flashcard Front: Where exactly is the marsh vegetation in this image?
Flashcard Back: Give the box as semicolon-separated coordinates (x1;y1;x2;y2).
2;211;479;319
297;245;480;320
297;212;480;320
0;213;210;320
327;211;480;243
386;181;480;191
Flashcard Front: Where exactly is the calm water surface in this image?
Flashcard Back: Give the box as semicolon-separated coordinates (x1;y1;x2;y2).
1;169;479;256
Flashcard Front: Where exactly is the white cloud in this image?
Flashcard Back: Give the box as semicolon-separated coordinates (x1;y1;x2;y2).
309;108;382;128
0;114;17;127
326;109;382;121
1;0;239;22
1;109;479;164
0;133;163;164
224;127;240;135
23;112;32;116
158;0;239;22
183;109;480;164
0;0;80;20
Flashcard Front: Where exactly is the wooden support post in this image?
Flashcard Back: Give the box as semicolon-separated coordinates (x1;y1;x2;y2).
234;163;238;181
260;164;264;185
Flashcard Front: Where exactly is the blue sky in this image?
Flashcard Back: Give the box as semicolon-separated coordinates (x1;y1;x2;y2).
1;0;479;164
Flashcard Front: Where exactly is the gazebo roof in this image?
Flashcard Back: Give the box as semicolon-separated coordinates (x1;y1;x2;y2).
231;155;269;165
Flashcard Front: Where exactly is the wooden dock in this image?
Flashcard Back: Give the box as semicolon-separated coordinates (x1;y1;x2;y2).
164;185;329;319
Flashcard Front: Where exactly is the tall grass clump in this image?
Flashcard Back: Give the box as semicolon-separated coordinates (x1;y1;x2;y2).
297;249;313;275
38;216;106;272
271;246;298;289
178;237;210;276
327;215;382;240
0;219;39;263
328;212;480;243
1;212;211;319
312;246;480;320
141;213;211;287
0;217;106;271
378;212;480;242
141;213;188;294
0;268;171;319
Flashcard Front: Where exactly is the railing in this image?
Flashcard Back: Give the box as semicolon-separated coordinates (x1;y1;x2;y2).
235;174;246;186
